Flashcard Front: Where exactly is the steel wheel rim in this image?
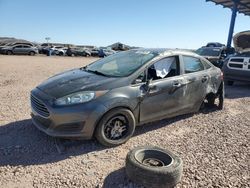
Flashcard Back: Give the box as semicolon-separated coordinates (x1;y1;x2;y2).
135;149;173;168
142;158;165;167
104;115;129;140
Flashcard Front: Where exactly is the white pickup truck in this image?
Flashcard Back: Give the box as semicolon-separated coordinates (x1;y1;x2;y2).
223;31;250;85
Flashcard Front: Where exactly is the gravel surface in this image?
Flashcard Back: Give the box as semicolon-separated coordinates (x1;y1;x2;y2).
0;55;249;188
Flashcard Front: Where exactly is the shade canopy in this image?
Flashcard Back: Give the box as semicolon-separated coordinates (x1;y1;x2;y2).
206;0;250;16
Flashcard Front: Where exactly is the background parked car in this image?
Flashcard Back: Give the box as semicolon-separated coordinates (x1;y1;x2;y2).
66;47;91;57
0;42;34;52
205;42;225;48
51;46;67;56
99;49;116;57
1;44;38;55
38;43;51;54
196;46;227;68
90;48;100;56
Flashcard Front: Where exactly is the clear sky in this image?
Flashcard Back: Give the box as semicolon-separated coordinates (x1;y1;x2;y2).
0;0;249;49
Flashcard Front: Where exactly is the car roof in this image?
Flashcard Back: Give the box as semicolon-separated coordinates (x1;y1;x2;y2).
132;48;199;57
198;46;225;50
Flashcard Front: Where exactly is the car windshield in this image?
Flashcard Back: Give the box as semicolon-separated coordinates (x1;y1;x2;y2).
196;48;222;56
83;50;158;77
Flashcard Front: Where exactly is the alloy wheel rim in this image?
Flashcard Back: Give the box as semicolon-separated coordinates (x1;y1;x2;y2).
104;115;128;140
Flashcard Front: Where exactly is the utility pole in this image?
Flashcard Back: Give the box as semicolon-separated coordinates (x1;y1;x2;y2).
45;37;51;45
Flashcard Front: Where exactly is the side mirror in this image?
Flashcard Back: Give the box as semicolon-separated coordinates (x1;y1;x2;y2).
146;78;153;86
142;78;153;92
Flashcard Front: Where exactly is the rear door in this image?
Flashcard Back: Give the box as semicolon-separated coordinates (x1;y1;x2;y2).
22;45;32;55
180;55;209;110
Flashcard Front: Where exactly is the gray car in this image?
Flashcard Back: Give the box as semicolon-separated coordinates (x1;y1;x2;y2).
31;49;224;146
1;44;38;55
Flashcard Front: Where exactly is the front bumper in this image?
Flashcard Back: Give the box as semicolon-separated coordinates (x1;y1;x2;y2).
223;68;250;82
30;88;107;139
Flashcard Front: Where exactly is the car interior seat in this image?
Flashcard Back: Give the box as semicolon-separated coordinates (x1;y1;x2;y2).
148;67;159;80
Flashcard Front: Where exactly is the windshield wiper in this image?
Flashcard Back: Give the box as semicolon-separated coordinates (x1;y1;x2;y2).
83;68;109;77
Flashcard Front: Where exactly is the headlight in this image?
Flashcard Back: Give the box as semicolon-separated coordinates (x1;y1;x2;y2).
55;91;107;106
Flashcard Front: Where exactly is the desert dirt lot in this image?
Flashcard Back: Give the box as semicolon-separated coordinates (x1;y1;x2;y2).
0;55;249;188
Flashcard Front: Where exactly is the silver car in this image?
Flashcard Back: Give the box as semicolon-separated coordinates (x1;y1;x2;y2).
1;44;38;55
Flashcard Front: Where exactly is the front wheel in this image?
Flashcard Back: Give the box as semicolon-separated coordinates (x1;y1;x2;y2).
29;51;35;56
7;50;13;55
95;108;136;147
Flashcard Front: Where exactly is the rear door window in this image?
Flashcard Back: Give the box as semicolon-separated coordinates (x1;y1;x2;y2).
183;56;204;73
201;59;212;69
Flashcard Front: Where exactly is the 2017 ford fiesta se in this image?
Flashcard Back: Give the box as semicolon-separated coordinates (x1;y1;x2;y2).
31;48;224;146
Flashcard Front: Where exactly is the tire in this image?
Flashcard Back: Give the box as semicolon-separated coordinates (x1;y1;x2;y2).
126;146;183;188
29;51;35;56
206;82;224;110
207;94;216;107
227;80;234;86
7;51;13;55
95;108;136;147
59;52;63;56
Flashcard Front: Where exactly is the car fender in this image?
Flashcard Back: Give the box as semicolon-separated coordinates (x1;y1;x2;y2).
88;96;139;138
97;91;140;122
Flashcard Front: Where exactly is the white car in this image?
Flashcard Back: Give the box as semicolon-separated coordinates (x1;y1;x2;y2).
51;46;67;56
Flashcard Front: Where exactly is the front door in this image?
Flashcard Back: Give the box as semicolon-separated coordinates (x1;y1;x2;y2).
139;56;186;123
13;45;23;54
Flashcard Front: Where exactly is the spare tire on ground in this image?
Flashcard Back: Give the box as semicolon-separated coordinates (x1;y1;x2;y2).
125;146;183;188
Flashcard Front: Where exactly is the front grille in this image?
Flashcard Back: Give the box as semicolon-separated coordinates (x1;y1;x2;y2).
31;94;50;117
228;57;250;71
229;63;243;68
230;58;244;62
54;122;85;133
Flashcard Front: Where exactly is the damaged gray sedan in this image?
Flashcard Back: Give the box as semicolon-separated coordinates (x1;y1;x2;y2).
31;49;224;146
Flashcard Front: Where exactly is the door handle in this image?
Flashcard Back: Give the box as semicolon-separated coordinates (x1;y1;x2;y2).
201;76;208;83
173;82;182;88
169;82;182;94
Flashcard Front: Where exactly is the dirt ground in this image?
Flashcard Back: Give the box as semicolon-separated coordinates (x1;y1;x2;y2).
0;55;249;188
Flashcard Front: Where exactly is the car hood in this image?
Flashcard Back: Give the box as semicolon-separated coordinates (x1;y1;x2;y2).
233;30;250;53
1;46;12;50
37;69;117;98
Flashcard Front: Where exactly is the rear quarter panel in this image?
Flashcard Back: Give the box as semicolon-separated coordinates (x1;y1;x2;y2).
207;66;222;94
